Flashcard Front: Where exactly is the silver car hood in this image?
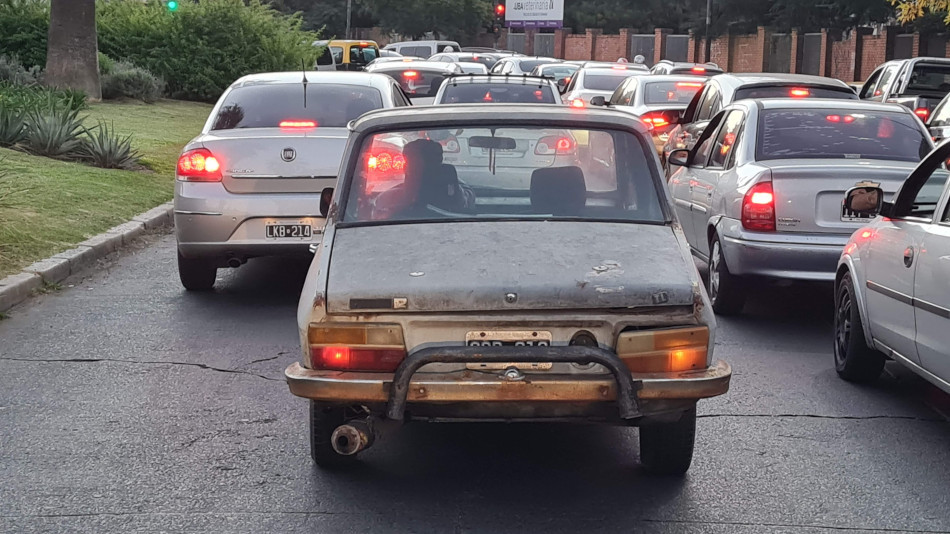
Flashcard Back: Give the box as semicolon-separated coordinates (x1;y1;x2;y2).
325;221;696;313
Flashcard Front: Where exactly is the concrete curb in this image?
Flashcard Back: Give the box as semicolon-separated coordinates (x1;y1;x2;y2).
0;201;174;313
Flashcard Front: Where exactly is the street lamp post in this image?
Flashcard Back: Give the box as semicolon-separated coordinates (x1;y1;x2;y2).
345;0;352;40
704;0;712;63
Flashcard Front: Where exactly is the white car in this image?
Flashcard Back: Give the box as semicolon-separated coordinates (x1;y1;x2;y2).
834;140;950;391
561;65;648;108
489;56;561;75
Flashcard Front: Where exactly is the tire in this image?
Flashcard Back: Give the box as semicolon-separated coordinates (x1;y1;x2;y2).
639;408;697;475
834;275;885;383
309;401;356;467
707;235;746;315
177;251;216;291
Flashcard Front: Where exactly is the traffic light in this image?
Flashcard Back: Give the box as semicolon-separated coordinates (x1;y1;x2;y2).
494;1;505;20
165;0;179;11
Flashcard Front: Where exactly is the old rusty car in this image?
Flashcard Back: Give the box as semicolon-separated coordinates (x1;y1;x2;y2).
285;105;732;474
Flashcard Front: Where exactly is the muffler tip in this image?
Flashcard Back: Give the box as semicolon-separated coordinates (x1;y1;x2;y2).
330;420;374;456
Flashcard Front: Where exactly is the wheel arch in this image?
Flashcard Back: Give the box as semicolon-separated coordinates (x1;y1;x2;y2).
836;256;875;349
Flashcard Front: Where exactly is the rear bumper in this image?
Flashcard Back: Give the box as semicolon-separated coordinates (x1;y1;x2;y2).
718;221;848;281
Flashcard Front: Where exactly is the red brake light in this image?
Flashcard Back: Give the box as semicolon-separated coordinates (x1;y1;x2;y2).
312;346;405;372
742;182;775;231
279;120;317;129
483;91;494;102
844;115;855;123
676;82;704;88
612;65;627;70
789;88;810;97
641;113;670;129
826;115;841;122
535;135;576;155
359;41;369;47
177;148;222;182
402;70;418;78
367;151;406;173
915;107;930;120
691;66;706;73
570;98;585;108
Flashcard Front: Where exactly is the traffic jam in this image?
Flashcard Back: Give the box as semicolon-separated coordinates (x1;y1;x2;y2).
170;40;950;476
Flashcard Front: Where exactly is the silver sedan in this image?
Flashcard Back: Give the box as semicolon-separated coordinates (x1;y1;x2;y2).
174;72;408;291
667;99;933;314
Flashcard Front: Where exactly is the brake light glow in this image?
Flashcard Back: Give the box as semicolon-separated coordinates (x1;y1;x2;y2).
616;326;709;373
742;182;776;231
676;82;704;88
308;323;406;372
535;135;577;155
402;70;418;78
826;115;841;122
177;148;222;182
691;66;706;73
570;98;585;108
367;151;406;173
612;65;627;70
915;107;930;120
279;120;317;129
789;88;810;97
641;114;670;128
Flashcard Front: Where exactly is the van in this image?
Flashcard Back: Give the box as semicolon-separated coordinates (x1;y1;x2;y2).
313;40;380;71
383;40;461;59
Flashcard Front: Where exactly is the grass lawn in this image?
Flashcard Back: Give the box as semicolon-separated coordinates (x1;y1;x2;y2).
0;99;211;278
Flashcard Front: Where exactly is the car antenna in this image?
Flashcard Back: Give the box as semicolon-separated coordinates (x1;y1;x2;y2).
301;59;309;108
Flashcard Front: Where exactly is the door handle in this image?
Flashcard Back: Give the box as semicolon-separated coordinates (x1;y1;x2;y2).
903;246;915;268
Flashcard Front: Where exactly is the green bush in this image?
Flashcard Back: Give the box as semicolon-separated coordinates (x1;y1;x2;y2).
78;121;140;169
0;104;26;147
98;52;116;76
0;55;41;86
98;0;320;102
17;107;86;159
0;83;86;113
0;0;49;69
101;61;165;103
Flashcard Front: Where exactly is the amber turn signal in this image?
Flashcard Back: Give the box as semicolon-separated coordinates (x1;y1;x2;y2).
616;326;709;373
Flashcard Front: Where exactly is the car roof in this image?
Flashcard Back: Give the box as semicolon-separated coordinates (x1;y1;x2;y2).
442;74;556;85
740;98;912;113
711;72;851;90
639;74;708;84
350;104;652;135
367;61;459;72
228;71;393;90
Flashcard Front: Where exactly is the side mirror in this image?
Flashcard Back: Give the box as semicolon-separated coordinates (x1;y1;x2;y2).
557;78;567;88
667;149;690;167
843;186;884;217
319;187;334;218
590;96;607;107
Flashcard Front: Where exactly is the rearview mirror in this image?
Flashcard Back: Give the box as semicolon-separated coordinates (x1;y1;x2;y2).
667;149;690;167
468;136;517;150
844;186;883;217
590;96;607;107
319;187;334;218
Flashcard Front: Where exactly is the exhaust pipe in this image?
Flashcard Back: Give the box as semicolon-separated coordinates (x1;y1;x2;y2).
226;258;242;268
330;419;375;456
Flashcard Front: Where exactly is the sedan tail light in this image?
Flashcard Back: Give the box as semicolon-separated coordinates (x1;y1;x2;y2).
535;135;576;155
177;148;222;182
616;326;709;373
914;107;930;120
741;181;776;232
308;323;406;372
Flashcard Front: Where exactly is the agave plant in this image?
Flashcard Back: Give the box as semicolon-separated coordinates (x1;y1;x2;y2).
78;121;140;169
17;107;86;159
0;104;26;147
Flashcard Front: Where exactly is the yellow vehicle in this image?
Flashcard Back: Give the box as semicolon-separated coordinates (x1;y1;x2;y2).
314;39;380;71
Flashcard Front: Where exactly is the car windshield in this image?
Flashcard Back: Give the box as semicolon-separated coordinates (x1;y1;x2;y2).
519;59;559;71
643;81;705;104
439;83;557;103
585;72;637;91
210;84;383;130
756;109;930;162
905;63;950;96
735;85;856;100
372;67;450;97
341;126;664;225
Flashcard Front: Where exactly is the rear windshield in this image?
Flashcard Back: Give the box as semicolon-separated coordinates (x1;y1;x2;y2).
643;81;704;104
905;63;950;96
373;67;451;97
341;127;664;224
669;67;722;76
535;65;578;79
519;59;559;71
585;72;637;91
400;46;431;58
756;109;930;162
349;45;378;65
210;84;383;130
735;85;857;100
439;83;558;104
462;55;498;68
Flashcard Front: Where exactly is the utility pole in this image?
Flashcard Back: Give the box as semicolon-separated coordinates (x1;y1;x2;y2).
704;0;712;63
345;0;352;39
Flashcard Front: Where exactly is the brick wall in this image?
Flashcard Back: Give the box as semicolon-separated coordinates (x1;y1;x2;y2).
565;34;592;60
731;34;761;72
831;39;855;81
860;33;888;81
595;34;626;61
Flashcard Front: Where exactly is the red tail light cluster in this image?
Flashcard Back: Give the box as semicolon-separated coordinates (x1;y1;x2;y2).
313;346;405;372
915;107;930;120
570;98;585;108
826;115;856;123
641;113;670;129
535;136;576;155
741;182;775;231
177;148;222;182
366;151;406;173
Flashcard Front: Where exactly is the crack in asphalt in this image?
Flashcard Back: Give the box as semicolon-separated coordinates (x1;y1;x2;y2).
246;356;279;365
639;517;950;533
0;357;283;382
699;413;946;423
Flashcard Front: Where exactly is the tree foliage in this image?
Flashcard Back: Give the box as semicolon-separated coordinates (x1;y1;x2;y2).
892;0;950;24
268;0;378;38
365;0;493;40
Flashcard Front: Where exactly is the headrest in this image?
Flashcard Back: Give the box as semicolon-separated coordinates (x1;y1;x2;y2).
530;166;586;215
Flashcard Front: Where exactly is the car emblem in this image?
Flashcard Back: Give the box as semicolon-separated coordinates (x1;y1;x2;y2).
281;147;296;162
504;292;518;304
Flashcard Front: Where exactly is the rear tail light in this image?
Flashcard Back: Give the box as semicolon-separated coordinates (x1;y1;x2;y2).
641;113;670;129
366;151;406;173
676;82;704;88
691;66;706;74
741;181;776;231
402;70;419;78
789;87;810;97
915;107;930;120
570;98;585;108
308;323;406;372
535;135;576;155
177;148;222;182
279;120;317;129
616;326;709;373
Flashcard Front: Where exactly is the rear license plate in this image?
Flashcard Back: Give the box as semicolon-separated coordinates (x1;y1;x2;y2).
265;224;312;239
464;330;553;370
840;203;871;222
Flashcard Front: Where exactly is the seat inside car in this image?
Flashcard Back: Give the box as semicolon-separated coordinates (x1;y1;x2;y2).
530;166;587;215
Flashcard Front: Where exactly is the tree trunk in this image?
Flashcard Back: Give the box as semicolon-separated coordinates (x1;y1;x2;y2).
45;0;101;101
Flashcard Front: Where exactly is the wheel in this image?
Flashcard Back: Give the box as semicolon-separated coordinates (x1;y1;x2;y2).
834;275;885;382
177;250;216;291
639;408;696;475
707;235;746;315
309;401;356;467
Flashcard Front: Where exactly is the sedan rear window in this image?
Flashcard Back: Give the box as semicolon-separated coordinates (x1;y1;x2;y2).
211;84;383;130
756;109;930;162
439;83;558;104
519;59;559;71
643;81;704;104
585;72;638;92
341;127;664;225
735;85;857;100
372;67;453;97
905;63;950;96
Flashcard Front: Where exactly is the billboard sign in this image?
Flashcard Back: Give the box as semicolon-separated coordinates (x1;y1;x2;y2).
506;0;563;28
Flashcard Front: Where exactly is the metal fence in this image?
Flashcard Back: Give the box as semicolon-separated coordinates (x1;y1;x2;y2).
535;33;554;57
666;35;689;62
507;32;526;54
630;34;655;66
923;34;948;58
801;33;822;75
768;33;791;73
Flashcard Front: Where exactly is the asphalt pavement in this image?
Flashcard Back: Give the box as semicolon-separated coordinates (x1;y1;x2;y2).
1;230;949;533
